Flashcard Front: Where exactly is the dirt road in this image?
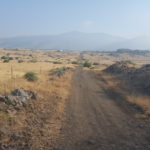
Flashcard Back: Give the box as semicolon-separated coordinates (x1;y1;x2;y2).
54;67;150;150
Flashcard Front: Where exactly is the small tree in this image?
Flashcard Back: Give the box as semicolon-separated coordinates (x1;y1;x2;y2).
24;72;38;81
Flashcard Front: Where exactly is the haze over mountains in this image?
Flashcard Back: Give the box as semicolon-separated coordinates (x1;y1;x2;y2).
0;31;150;51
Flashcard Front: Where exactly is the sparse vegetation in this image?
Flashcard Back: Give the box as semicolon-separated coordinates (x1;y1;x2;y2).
18;59;24;63
71;61;78;64
3;59;10;63
1;56;7;59
30;59;37;63
1;56;13;60
15;57;19;60
93;62;99;65
83;61;92;68
53;61;62;64
0;48;150;150
50;67;70;77
24;72;38;81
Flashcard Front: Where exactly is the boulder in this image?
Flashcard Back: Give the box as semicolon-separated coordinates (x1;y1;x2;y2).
11;88;36;100
0;89;36;106
0;95;6;102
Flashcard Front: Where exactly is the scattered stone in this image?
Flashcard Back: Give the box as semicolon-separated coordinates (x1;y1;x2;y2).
11;88;36;99
0;95;6;102
0;88;36;107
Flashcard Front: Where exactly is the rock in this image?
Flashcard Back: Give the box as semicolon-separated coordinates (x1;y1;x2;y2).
0;89;36;106
103;61;135;75
0;95;6;102
5;96;27;106
26;90;37;99
11;88;36;99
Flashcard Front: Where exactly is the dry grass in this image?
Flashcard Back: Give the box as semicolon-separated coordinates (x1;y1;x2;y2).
0;49;77;149
0;50;77;96
0;66;74;149
128;95;150;116
97;71;150;117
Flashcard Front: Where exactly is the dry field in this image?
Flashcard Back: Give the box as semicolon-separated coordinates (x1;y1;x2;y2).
0;49;150;150
82;51;150;67
0;49;79;94
0;49;78;149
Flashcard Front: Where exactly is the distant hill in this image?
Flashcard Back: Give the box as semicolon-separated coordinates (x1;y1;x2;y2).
106;36;150;50
0;32;150;51
0;31;125;50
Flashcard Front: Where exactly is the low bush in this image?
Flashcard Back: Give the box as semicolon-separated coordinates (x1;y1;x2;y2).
1;56;13;60
71;61;78;64
18;60;24;63
50;67;70;77
93;62;99;65
83;61;92;68
24;72;38;81
53;61;62;64
1;56;7;59
15;57;19;60
9;57;13;60
30;59;37;63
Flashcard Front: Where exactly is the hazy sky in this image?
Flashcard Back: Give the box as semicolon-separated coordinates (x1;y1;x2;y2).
0;0;150;38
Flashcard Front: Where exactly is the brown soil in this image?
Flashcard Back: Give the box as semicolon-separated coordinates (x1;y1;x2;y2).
54;67;150;150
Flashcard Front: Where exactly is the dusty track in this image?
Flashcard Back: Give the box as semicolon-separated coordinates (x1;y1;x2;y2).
54;67;150;150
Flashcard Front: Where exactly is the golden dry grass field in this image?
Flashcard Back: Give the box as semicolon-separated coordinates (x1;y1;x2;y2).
0;49;79;94
0;49;150;150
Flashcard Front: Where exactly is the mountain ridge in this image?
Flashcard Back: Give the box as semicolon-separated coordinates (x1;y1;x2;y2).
0;31;150;50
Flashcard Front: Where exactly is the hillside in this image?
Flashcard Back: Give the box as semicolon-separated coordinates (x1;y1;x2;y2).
0;31;125;50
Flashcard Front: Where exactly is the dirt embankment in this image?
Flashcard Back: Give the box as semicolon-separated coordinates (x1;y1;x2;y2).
104;61;150;94
103;61;150;116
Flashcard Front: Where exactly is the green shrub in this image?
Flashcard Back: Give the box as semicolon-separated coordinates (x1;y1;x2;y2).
15;57;19;60
24;72;38;81
71;61;78;64
50;67;70;77
30;59;37;63
53;61;62;64
83;61;92;68
29;54;33;57
18;60;24;63
93;62;99;65
9;57;13;60
1;56;13;60
1;56;7;59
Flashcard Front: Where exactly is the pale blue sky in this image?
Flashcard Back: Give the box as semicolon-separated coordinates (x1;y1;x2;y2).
0;0;150;38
